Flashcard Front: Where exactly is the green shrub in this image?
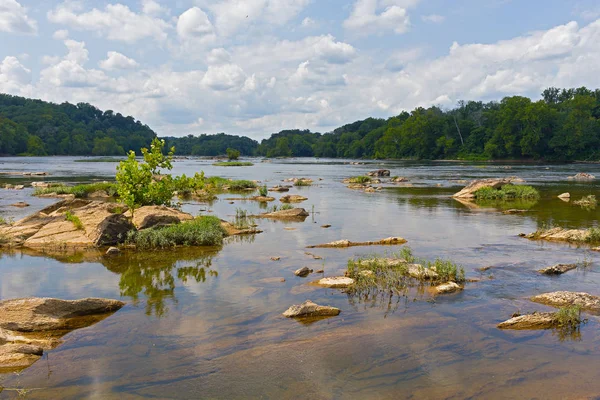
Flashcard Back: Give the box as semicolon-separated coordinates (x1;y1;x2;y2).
280;204;293;210
474;184;539;200
587;227;600;243
348;176;371;184
294;179;311;186
259;185;268;197
227;180;257;191
126;216;226;249
554;305;581;328
427;258;465;283
65;211;84;230
226;148;240;160
0;216;6;225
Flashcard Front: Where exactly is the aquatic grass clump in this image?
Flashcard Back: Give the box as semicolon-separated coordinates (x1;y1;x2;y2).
474;184;539;200
258;185;268;197
574;195;597;209
34;182;118;198
126;216;226;249
554;305;582;333
213;161;254;167
0;216;6;225
348;176;371;184
232;208;255;230
294;179;311;186
427;258;466;283
65;211;84;230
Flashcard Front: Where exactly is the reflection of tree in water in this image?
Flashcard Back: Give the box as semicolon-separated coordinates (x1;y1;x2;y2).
102;247;221;317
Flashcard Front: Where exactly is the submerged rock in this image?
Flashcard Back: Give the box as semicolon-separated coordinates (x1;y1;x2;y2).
452;178;514;199
392;177;409;183
435;282;462;294
503;209;527;214
317;277;355;288
280;195;308;203
282;300;341;318
531;291;600;311
568;172;595;180
538;263;577;275
321;224;331;228
367;169;390;177
220;221;263;236
0;297;124;371
307;237;406;248
497;312;557;330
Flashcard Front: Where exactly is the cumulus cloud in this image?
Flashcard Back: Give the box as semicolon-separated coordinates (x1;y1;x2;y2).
99;51;139;70
0;56;31;85
47;2;170;43
344;0;417;35
0;0;37;35
176;7;215;43
141;0;168;16
201;63;247;91
52;29;69;40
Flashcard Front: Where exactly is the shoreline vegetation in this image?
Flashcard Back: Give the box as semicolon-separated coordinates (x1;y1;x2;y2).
3;86;600;162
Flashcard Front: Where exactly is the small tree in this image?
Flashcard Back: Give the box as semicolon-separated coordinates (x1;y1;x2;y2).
226;148;240;160
116;138;175;217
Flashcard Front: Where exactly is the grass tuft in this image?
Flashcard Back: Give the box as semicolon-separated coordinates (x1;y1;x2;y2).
34;182;118;198
474;184;539;200
348;176;371;184
126;216;226;249
294;179;311;186
258;185;268;197
65;211;84;230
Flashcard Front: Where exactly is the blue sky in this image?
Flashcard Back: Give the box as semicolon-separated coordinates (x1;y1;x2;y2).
2;0;600;139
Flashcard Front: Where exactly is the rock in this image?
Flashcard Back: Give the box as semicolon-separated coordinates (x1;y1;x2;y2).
31;182;50;188
321;224;331;228
225;196;275;202
280;195;308;203
503;209;527;214
269;186;290;192
521;227;590;243
592;247;600;252
10;202;29;208
295;267;311;277
359;270;374;277
497;312;557;330
568;172;595;180
538;263;577;275
220;221;263;236
392;177;409;182
435;282;462;294
367;169;390;177
105;246;121;256
0;297;125;332
270;256;281;261
365;187;377;193
0;297;124;371
558;192;571;200
317;277;355;288
315;269;324;274
282;300;341;318
255;208;309;220
452;178;515;199
407;264;439;280
307;237;406;248
88;190;110;198
284;227;296;231
0;199;135;248
531;291;600;311
126;205;194;230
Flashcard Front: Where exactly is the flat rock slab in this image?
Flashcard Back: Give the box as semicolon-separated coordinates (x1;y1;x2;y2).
531;291;600;312
435;282;462;294
280;195;308;203
452;178;514;199
269;187;290;192
126;205;193;230
497;312;556;330
521;227;590;243
317;277;355;288
255;208;309;220
538;264;577;275
307;237;406;248
283;300;340;318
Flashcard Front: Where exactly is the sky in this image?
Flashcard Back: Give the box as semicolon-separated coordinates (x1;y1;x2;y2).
2;0;600;139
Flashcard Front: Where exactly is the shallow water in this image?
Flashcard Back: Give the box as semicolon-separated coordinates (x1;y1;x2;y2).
1;157;600;399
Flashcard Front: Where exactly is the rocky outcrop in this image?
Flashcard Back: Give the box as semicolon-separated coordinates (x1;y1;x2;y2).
307;237;406;248
538;263;577;275
497;312;557;330
531;291;600;312
520;227;590;243
435;282;461;294
568;172;595;180
268;186;290;192
280;195;308;203
282;300;341;318
126;205;193;230
452;178;514;199
558;192;571;200
317;277;355;288
0;297;124;371
0;199;134;249
255;208;309;221
367;169;390;177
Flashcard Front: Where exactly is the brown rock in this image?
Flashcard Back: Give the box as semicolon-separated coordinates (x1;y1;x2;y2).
452;178;515;199
321;224;331;228
317;277;355;288
558;192;571;200
531;291;600;311
282;300;341;318
435;282;462;294
280;195;308;203
497;312;557;330
568;173;595;180
307;237;406;248
367;169;390;177
255;208;309;220
268;186;290;192
521;227;590;243
538;263;577;275
106;246;121;256
10;202;29;208
295;267;311;277
126;205;194;230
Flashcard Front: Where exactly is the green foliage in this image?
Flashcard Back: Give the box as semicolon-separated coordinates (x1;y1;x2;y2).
474;185;540;200
213;161;253;166
0;216;6;225
164;133;258;157
65;211;84;230
574;195;597;209
259;185;268;197
116;138;175;216
293;179;311;186
426;259;466;283
227;180;257;191
554;305;581;329
349;176;372;184
33;182;118;198
226;148;241;160
587;227;600;243
280;204;293;210
126;216;226;249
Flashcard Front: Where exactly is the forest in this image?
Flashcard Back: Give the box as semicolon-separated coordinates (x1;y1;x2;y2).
1;87;600;161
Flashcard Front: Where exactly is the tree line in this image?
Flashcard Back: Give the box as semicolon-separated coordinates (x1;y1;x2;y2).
2;87;600;161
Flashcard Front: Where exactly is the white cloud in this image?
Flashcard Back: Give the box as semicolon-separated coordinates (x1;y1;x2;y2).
201;63;247;91
344;0;417;35
422;14;444;23
141;0;168;16
47;2;170;43
0;0;37;35
312;35;356;64
0;56;31;85
176;7;215;43
100;51;139;70
207;48;232;65
52;29;69;40
301;17;316;28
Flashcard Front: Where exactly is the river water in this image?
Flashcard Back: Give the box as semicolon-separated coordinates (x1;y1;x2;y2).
1;157;599;399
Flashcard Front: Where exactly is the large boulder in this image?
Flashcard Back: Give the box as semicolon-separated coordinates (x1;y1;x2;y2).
452;178;514;199
367;169;390;177
0;199;135;248
531;291;600;312
127;205;194;230
283;300;341;318
0;297;124;372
